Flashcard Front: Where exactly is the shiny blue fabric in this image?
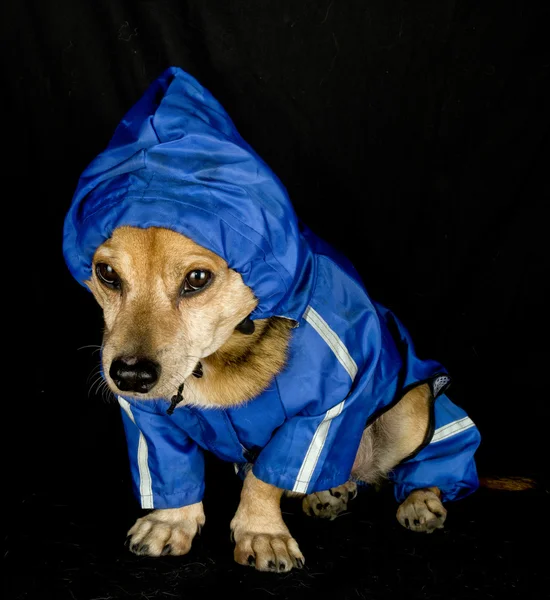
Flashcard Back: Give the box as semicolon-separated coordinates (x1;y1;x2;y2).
63;67;481;508
63;66;310;321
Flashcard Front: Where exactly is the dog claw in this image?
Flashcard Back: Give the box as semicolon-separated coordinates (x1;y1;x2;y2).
161;544;172;556
131;543;149;555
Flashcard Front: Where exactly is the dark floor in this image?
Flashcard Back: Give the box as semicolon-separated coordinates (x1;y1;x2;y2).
6;455;549;600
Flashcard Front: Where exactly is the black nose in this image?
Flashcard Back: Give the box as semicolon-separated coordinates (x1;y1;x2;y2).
109;357;160;393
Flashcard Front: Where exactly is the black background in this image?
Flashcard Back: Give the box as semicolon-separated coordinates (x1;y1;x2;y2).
4;1;550;598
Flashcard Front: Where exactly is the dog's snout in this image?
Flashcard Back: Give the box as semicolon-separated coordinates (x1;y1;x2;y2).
110;357;161;393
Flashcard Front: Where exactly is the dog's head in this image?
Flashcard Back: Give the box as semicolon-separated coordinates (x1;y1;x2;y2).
87;226;257;400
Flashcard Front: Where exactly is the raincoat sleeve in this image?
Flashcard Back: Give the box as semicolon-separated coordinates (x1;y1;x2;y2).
118;398;205;509
389;394;481;503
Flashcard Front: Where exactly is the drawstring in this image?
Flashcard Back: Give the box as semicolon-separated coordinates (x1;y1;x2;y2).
166;361;203;415
167;382;184;415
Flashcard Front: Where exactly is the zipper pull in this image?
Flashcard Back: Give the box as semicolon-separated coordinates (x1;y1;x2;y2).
167;382;185;415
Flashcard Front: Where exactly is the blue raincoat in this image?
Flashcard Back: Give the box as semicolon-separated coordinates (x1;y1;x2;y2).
63;67;481;510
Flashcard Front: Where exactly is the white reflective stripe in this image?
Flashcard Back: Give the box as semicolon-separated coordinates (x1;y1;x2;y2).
431;416;475;444
118;397;154;509
292;400;345;494
304;306;358;380
292;306;356;493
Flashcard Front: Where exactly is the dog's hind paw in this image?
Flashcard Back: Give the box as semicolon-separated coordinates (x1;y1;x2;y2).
396;488;447;533
302;481;357;520
126;503;205;557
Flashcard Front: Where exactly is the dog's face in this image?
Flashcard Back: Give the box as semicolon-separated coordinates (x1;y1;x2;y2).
87;226;257;399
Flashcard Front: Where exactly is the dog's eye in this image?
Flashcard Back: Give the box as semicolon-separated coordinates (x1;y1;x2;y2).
183;270;212;293
96;263;121;289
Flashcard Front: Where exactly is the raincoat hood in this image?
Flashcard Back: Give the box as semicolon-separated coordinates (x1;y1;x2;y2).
63;67;311;320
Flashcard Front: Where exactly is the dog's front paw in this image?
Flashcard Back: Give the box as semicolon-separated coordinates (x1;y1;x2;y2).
396;488;447;533
126;503;205;557
233;532;305;573
302;481;357;520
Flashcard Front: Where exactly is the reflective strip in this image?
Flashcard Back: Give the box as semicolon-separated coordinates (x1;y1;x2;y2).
292;400;346;494
118;397;154;509
431;416;475;444
303;306;358;380
292;306;357;494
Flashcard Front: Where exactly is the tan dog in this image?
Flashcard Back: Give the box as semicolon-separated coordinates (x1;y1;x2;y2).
88;225;450;572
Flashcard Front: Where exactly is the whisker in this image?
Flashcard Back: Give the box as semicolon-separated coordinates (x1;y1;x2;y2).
77;344;103;355
89;374;106;399
101;382;116;404
86;364;103;385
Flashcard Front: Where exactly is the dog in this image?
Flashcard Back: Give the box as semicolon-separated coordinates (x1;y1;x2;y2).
63;67;483;572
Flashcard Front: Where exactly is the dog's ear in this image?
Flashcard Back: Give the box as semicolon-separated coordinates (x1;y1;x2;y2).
235;316;255;335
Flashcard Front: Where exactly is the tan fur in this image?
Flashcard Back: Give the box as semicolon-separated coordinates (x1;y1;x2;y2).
479;477;537;491
352;383;432;485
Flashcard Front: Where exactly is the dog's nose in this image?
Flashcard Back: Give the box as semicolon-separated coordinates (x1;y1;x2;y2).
109;357;160;393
